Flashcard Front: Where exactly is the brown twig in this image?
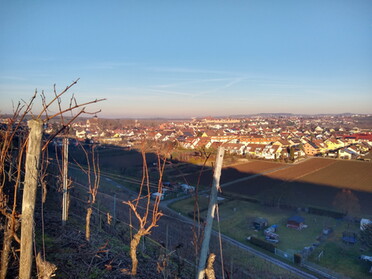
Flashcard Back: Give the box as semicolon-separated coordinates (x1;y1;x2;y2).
37;79;80;118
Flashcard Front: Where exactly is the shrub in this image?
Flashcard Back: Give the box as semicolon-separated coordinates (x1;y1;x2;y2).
249;236;276;253
294;254;302;264
307;206;346;219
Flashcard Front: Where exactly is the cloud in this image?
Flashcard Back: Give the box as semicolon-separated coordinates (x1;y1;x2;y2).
151;78;238;89
0;76;27;81
145;66;241;76
148;88;196;97
82;61;139;70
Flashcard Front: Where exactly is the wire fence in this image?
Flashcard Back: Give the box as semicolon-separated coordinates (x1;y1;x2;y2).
275;248;295;263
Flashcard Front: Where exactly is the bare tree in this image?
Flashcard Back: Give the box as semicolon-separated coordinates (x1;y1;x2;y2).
75;143;101;241
333;188;361;219
205;253;216;279
36;252;57;279
0;79;105;278
0;101;32;279
123;142;166;276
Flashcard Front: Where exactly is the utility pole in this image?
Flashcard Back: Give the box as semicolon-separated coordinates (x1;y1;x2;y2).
62;137;69;225
19;119;43;279
196;146;224;279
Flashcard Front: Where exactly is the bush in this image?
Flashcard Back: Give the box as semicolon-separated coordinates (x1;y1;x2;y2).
249;236;276;253
223;193;259;204
294;254;302;264
307;206;346;219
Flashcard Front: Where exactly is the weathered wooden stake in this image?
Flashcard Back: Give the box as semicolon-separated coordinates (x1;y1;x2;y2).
113;193;116;226
19;119;43;279
62;137;69;225
196;146;224;279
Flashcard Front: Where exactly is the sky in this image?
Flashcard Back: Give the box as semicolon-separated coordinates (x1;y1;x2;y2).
0;0;371;118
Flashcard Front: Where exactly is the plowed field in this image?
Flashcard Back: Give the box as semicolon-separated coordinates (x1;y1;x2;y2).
220;160;286;183
223;158;372;214
267;158;336;181
299;160;372;192
179;160;285;187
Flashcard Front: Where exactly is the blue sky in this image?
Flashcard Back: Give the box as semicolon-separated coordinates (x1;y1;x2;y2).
0;0;371;118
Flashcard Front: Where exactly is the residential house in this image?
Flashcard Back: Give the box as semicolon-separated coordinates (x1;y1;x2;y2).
314;126;324;134
224;143;246;155
290;138;304;146
303;141;320;156
313;140;328;153
292;146;306;159
181;137;200;149
272;139;292;149
338;147;357;159
343;135;358;144
324;138;344;151
347;146;360;156
75;129;87;139
245;144;266;158
180;129;195;138
239;136;280;146
146;131;162;140
353;133;372;144
194;137;212;149
210;135;238;143
355;142;370;154
201;129;225;137
261;144;281;160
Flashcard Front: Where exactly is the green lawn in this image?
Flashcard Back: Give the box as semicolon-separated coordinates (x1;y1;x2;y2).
170;196;369;278
309;240;371;278
168;195;210;216
211;199;338;251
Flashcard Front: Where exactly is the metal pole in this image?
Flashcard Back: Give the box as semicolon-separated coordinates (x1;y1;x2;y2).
62;137;69;225
196;146;224;279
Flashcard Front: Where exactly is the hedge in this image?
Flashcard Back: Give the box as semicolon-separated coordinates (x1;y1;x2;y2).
307;206;346;219
249;236;276;253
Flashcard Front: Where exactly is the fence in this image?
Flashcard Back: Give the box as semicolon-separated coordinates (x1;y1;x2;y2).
275;248;295;263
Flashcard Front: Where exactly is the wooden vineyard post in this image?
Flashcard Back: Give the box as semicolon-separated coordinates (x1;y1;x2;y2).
196;146;224;279
62;137;69;225
19;119;43;279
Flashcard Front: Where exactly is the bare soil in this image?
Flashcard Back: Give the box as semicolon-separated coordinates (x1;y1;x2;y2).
223;158;372;215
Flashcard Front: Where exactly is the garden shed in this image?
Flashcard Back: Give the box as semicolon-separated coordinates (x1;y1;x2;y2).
286;215;305;230
252;217;268;230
